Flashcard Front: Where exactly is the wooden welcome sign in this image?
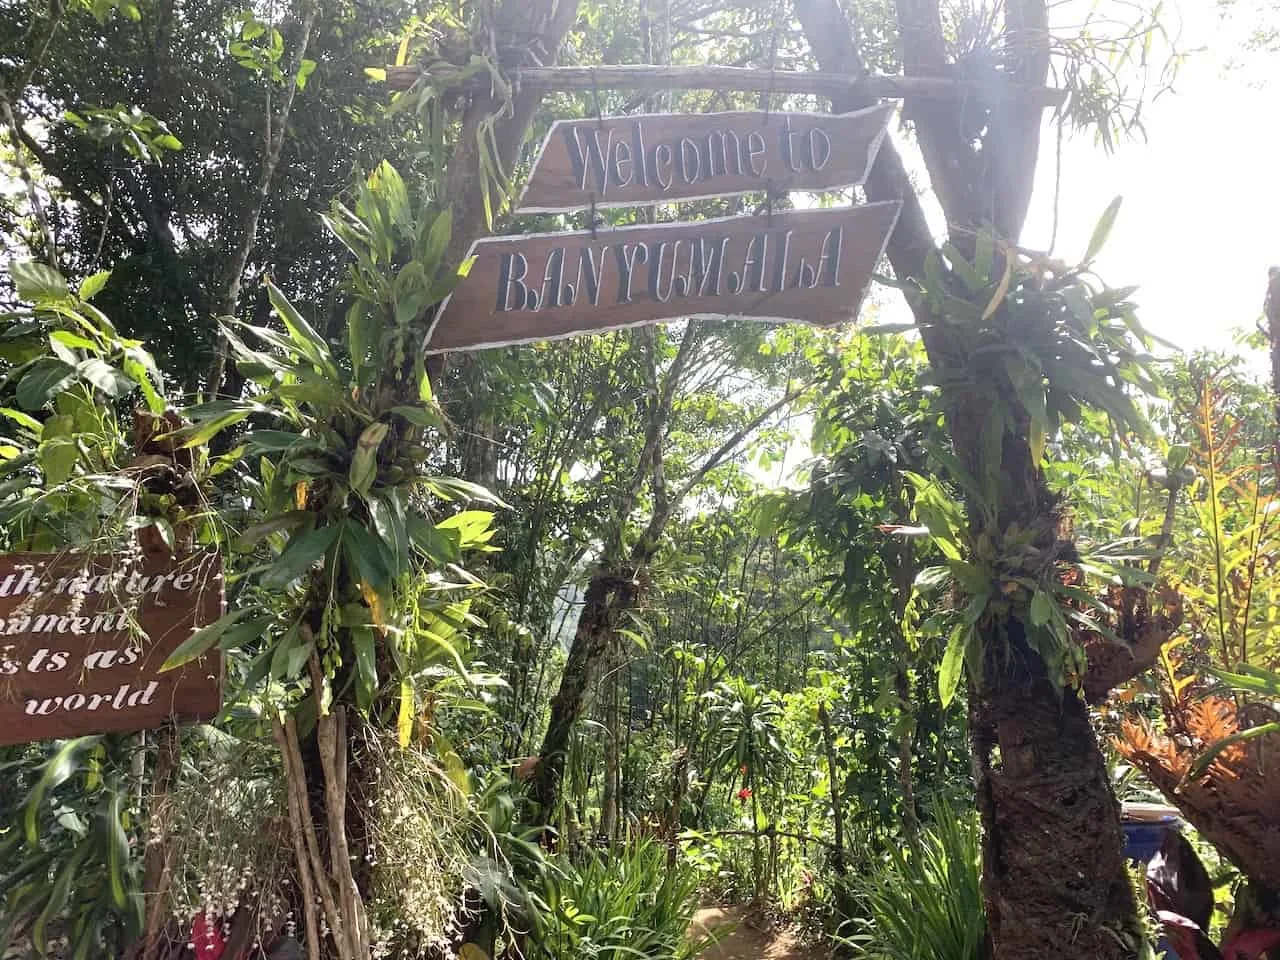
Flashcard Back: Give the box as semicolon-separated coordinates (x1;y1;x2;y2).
517;104;893;213
0;551;223;745
426;202;901;353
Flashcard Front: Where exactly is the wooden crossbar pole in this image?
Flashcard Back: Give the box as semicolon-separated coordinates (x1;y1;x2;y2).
384;63;1066;108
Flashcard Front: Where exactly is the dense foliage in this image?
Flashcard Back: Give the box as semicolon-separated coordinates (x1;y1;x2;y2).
2;1;1277;960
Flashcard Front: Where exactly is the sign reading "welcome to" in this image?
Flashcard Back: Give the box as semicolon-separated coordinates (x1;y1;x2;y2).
517;104;893;213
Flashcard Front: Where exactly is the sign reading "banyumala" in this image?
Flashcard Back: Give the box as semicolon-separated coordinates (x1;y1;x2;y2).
426;203;900;353
517;105;893;213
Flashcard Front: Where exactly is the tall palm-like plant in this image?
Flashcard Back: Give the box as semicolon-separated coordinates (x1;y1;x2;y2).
701;679;789;897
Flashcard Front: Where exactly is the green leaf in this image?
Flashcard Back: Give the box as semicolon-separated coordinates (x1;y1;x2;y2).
16;359;76;409
1187;722;1280;781
264;281;338;378
103;790;130;907
390;405;444;429
352;626;378;711
10;261;69;302
1029;589;1053;628
160;607;256;671
370;491;410;570
295;58;317;90
939;625;968;707
419;209;452;274
406;513;460;563
260;523;341;589
179;407;255;448
77;358;133;397
243;429;318;452
349;421;389;496
232;511;312;552
1084;196;1123;263
343;520;393;590
218;614;276;651
364;67;387;82
424;476;509;508
25;738;102;844
1208;664;1280;698
77;271;111;301
372;160;410;229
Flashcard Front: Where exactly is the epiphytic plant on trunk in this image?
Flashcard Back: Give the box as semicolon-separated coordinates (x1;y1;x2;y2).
793;0;1182;951
169;162;506;959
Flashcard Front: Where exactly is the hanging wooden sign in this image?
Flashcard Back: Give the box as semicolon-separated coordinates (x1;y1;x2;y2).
0;551;224;746
426;202;900;353
516;104;893;213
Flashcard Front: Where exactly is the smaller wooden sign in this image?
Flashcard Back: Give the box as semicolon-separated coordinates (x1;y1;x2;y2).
426;202;900;353
0;552;224;746
517;105;894;213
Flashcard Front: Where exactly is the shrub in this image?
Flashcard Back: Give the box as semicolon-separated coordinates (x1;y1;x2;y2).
841;804;986;960
524;838;706;960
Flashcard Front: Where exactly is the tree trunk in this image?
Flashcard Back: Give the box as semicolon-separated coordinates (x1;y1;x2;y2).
600;662;621;844
793;1;1143;955
970;634;1138;955
531;572;620;827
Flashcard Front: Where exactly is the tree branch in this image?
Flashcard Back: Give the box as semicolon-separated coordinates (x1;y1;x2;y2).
671;380;810;506
384;64;1065;106
206;0;319;396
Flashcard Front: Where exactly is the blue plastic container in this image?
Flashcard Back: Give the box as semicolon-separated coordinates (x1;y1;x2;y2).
1122;816;1181;960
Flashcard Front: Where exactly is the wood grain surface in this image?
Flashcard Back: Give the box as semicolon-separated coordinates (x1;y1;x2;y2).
517;105;892;213
427;202;900;353
0;551;224;745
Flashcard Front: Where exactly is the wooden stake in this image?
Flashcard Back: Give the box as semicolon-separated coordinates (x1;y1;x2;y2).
384;63;1066;108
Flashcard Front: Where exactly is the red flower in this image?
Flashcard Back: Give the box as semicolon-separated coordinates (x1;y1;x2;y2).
737;787;753;803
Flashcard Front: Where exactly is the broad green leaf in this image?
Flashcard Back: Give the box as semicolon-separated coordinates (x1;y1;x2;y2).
179;408;254;448
424;475;509;508
103;790;130;908
390;404;444;429
232;511;312;552
343;520;392;590
243;429;319;452
939;625;968;707
0;407;41;433
420;208;452;274
160;607;256;671
77;358;133;397
260;523;341;589
25;738;102;844
1084;196;1123;263
10;261;69;302
78;271;112;301
349;421;389;496
352;625;378;711
370;491;410;569
1029;589;1053;628
265;281;338;378
1209;664;1280;698
406;513;460;563
16;359;76;410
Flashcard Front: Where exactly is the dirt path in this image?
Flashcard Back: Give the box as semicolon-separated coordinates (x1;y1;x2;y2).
690;906;831;960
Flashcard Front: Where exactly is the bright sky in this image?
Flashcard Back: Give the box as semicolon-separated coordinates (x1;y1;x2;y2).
1020;0;1278;356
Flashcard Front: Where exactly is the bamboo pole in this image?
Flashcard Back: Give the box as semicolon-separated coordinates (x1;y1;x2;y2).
384;63;1066;108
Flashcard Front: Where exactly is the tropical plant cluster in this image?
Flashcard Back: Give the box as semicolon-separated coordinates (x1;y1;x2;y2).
2;1;1279;960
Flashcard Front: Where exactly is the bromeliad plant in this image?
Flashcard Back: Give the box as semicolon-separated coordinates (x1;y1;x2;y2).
165;162;504;959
